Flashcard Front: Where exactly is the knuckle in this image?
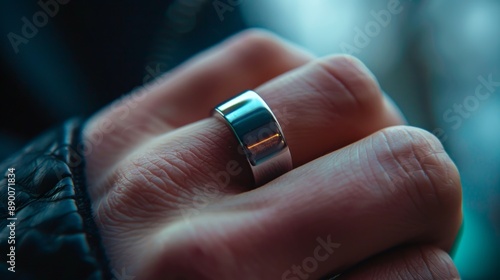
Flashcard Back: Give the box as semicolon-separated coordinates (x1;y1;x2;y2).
374;126;462;219
228;29;286;64
316;55;383;115
233;28;281;49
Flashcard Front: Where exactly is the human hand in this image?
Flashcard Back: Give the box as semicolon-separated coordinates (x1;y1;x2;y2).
83;30;462;279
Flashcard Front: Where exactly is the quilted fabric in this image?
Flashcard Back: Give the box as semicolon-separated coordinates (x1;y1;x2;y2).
0;119;110;280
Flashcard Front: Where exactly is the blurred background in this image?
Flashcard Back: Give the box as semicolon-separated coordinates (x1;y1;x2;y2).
1;0;499;278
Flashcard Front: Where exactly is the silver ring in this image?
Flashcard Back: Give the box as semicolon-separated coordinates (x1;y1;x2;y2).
213;90;293;185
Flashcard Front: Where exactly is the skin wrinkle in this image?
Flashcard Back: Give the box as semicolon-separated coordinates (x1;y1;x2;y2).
401;128;441;209
258;58;390;167
168;148;234;198
112;127;233;223
101;153;190;225
415;154;456;216
100;123;239;224
361;134;421;236
337;146;360;195
428;247;459;279
102;177;156;222
96;125;205;209
399;129;462;243
164;146;210;185
159;149;203;193
368;132;416;214
248;152;358;275
186;132;226;166
132;157;189;209
343;246;458;280
264;56;382;125
344;131;454;252
97;213;152;275
377;130;425;222
87;102;170;173
317;59;367;115
414;131;458;209
392;260;407;280
165;128;244;193
319;56;382;115
86;129;157;202
299;65;350;120
95;161;205;274
400;249;420;279
441;251;457;278
417;247;439;280
121;111;172;139
94;198;135;237
404;250;427;279
263;74;297;113
366;133;405;221
258;66;340;135
145;153;210;207
363;132;387;197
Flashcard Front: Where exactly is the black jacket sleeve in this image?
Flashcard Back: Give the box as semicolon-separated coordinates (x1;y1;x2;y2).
0;119;111;280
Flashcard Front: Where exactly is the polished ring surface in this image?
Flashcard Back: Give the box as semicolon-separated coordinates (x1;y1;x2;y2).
213;90;293;185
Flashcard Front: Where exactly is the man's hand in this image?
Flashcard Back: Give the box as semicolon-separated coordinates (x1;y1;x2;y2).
83;30;462;279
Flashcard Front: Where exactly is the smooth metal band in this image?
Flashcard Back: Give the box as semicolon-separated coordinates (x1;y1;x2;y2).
213;90;292;185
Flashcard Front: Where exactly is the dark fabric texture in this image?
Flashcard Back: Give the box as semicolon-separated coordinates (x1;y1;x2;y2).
0;119;110;280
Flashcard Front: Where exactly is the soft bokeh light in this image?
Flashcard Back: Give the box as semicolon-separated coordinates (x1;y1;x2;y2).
241;0;404;75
